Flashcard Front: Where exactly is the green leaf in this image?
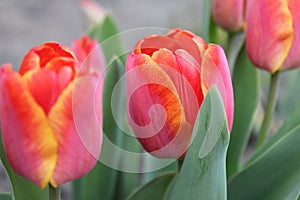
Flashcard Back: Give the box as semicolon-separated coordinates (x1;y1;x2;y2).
165;86;229;200
246;100;300;166
227;32;245;74
126;172;176;200
228;102;300;200
72;57;125;200
0;133;48;200
226;46;259;179
89;14;124;64
0;193;12;200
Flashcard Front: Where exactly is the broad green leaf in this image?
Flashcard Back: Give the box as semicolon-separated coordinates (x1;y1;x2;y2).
165;87;229;200
72;57;125;200
0;133;48;200
246;100;300;166
89;14;124;64
126;172;176;200
228;119;300;199
226;46;259;179
0;193;12;200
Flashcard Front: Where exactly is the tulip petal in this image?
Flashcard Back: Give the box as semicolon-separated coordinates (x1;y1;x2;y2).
22;68;58;114
167;29;206;65
48;73;102;186
19;43;75;75
246;0;293;73
282;0;300;69
201;44;234;131
151;49;201;125
0;65;57;188
212;0;245;31
137;35;181;56
126;53;189;157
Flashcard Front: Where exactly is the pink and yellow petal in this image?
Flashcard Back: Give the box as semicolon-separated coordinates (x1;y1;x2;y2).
21;68;59;114
0;65;57;188
151;49;201;125
166;29;206;65
282;0;300;69
126;53;188;157
136;35;181;56
201;44;234;131
246;0;293;73
48;75;102;186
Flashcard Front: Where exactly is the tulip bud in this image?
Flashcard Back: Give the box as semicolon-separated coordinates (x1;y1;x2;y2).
246;0;300;73
80;0;106;27
0;35;104;188
212;0;246;32
126;29;234;158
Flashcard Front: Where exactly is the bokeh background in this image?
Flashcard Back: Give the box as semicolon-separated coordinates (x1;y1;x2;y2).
0;0;205;198
1;0;300;199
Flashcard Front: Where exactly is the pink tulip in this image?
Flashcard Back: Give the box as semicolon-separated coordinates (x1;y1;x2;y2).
126;29;234;158
0;35;105;188
212;0;246;31
246;0;300;73
80;0;106;26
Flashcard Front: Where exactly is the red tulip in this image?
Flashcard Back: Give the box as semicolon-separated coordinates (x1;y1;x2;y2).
126;29;234;158
212;0;246;31
0;35;104;188
246;0;300;73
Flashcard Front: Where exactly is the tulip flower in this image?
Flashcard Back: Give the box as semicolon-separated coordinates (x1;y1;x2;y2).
212;0;246;31
0;35;104;188
246;0;300;73
80;0;106;27
126;29;234;158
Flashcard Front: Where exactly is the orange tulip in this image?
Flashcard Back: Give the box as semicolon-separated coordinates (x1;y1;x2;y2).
0;35;104;188
126;29;234;158
212;0;246;31
246;0;300;73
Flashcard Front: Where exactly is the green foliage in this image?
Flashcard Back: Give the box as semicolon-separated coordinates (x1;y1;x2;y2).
89;14;124;64
226;46;259;179
228;101;300;200
165;87;229;200
0;193;12;200
126;172;176;200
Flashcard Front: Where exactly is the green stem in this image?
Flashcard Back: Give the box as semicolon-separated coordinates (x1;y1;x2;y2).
49;184;60;200
255;72;280;150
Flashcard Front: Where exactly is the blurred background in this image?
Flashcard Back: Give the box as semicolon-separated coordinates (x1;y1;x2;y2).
0;0;205;198
1;0;300;199
0;0;205;68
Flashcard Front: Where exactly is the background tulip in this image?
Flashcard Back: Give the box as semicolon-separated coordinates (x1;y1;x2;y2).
246;0;300;73
212;0;246;32
0;35;104;188
126;29;234;158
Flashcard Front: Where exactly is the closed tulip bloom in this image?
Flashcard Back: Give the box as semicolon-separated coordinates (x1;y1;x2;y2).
126;29;234;158
0;36;104;188
246;0;300;73
212;0;246;31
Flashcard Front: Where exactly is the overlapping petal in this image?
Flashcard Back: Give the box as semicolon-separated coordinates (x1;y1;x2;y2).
126;29;234;158
0;65;57;188
201;44;234;130
212;0;245;31
246;0;294;73
0;35;104;188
